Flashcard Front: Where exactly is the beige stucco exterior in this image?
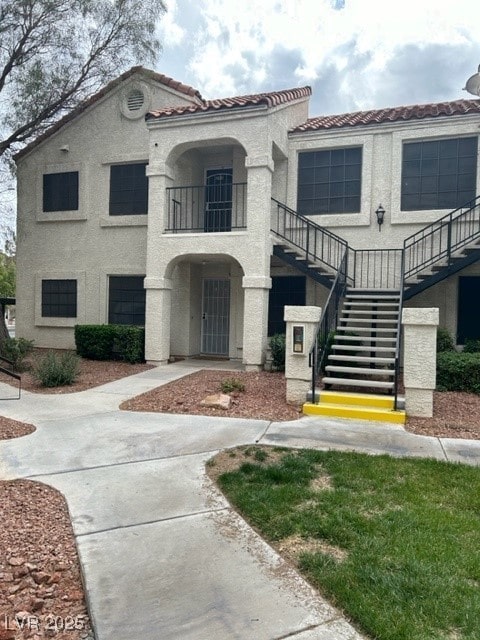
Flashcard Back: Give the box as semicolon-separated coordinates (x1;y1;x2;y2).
15;68;480;368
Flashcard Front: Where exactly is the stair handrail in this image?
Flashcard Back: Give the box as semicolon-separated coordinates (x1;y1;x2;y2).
393;250;405;411
0;354;22;400
308;248;348;403
403;195;480;280
271;198;349;274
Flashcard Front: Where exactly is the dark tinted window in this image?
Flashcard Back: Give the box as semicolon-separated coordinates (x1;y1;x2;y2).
401;137;477;211
109;163;148;215
43;172;79;211
297;147;362;214
42;279;77;317
108;276;145;325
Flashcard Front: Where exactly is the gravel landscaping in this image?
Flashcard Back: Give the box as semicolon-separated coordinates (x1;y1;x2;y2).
1;361;478;638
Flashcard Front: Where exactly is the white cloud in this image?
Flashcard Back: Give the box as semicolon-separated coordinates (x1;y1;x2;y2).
160;0;480;111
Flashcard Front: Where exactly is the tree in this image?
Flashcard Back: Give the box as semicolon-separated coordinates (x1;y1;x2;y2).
0;227;15;297
0;0;166;160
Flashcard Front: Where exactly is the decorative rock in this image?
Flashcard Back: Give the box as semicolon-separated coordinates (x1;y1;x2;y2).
31;571;51;585
31;598;45;611
200;393;231;410
13;566;29;579
7;556;25;566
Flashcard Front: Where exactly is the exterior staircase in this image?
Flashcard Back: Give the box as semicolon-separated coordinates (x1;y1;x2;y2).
270;195;480;424
323;289;400;393
304;288;406;424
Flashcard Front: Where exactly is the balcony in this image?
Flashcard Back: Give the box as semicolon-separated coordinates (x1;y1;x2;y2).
165;183;247;233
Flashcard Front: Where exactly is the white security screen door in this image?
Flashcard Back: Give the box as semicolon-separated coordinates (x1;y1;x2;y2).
201;278;230;355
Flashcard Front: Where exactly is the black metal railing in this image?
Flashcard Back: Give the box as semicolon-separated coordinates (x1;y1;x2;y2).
309;250;348;402
404;195;480;280
0;354;21;399
351;248;404;289
393;250;405;410
166;183;247;232
271;199;349;274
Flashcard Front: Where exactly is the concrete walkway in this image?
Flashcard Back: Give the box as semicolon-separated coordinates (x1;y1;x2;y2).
0;361;479;640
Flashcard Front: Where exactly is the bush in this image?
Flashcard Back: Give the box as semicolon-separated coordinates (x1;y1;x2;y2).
112;325;145;364
75;325;116;360
269;333;286;371
437;328;455;353
220;377;245;393
75;325;145;363
463;339;480;353
34;351;80;387
0;337;34;371
436;352;480;394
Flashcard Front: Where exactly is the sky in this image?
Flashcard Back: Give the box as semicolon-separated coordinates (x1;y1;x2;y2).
156;0;480;117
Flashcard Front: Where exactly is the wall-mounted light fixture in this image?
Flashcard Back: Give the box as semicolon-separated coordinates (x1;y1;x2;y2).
375;204;385;231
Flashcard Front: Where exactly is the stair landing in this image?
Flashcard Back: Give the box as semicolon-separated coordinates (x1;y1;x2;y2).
303;391;406;425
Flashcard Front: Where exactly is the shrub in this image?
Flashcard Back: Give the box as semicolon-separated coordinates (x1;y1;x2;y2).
436;352;480;394
269;333;286;371
75;325;116;360
437;328;455;353
220;377;245;393
75;324;145;363
0;337;34;371
463;339;480;353
111;325;145;364
34;351;80;387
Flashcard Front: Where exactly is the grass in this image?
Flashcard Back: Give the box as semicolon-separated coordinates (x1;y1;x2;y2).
217;449;480;640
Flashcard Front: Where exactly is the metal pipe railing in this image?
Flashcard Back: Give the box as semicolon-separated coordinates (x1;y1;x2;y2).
166;183;247;232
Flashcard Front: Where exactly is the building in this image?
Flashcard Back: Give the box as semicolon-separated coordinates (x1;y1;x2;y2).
14;66;480;376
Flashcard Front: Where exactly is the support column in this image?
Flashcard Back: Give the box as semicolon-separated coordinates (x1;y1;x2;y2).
402;308;439;417
284;306;322;404
245;155;274;272
144;277;172;365
144;161;174;365
242;276;271;371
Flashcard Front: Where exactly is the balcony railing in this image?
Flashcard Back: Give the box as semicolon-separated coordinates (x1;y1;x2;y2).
165;183;247;233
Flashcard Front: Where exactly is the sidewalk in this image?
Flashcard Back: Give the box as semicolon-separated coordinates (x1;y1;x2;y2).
0;362;478;640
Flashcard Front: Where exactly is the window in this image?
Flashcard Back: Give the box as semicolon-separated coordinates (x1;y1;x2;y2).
297;147;362;214
109;163;148;215
43;172;79;211
268;276;306;336
41;279;77;317
108;276;146;325
401;137;478;211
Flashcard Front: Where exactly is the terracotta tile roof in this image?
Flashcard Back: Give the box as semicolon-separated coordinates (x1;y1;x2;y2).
14;67;203;161
291;99;480;132
146;86;312;120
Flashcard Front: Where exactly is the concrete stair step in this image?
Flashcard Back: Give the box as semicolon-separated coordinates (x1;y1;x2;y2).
328;354;395;364
335;335;397;343
325;365;395;376
337;326;398;334
332;344;396;353
303;399;405;424
339;317;398;325
343;309;399;316
345;301;400;307
322;376;395;390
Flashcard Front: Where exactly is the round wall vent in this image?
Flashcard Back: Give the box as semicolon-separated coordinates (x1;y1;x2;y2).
127;89;145;112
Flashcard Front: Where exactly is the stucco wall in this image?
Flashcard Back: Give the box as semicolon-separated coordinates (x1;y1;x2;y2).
16;74;198;348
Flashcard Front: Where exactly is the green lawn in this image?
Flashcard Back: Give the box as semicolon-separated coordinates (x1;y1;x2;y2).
217;448;480;640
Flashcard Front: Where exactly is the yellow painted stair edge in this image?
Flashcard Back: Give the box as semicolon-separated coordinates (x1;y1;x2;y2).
319;390;396;409
303;401;406;425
